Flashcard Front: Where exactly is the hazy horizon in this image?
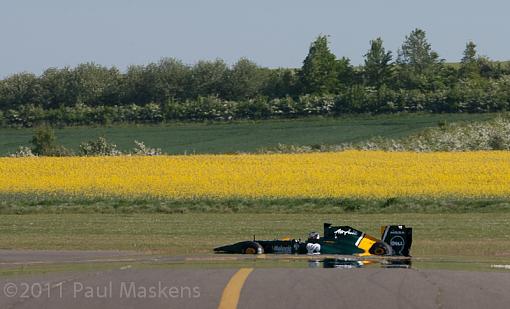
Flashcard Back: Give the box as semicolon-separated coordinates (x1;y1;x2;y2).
1;0;509;77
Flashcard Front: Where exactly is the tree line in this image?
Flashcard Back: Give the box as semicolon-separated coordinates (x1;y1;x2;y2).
1;28;510;127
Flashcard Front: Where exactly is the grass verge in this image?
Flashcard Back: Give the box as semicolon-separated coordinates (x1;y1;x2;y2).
0;213;509;259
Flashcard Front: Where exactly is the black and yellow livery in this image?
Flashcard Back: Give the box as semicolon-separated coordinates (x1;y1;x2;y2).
214;223;412;257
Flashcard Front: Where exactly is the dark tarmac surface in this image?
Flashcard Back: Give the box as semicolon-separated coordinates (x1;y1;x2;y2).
1;250;510;309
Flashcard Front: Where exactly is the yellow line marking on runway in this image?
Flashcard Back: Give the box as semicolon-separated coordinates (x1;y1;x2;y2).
218;268;254;309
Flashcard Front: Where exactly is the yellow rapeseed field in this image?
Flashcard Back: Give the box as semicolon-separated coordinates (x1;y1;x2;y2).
0;151;509;199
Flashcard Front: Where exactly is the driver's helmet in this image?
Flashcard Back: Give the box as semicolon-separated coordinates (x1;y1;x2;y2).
308;231;320;240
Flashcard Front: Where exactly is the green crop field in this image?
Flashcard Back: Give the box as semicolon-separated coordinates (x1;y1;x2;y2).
0;113;495;155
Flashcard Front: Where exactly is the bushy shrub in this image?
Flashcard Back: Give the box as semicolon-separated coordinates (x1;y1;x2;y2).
9;146;35;157
355;117;510;152
30;125;72;156
61;103;94;125
270;97;299;116
119;104;142;122
10;136;166;157
79;137;122;156
260;117;510;153
2;82;510;127
183;96;235;121
236;97;271;119
140;103;164;123
4;109;24;127
299;94;335;115
161;100;185;120
14;104;45;127
132;140;162;156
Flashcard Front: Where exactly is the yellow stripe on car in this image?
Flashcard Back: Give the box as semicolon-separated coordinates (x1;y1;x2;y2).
357;235;377;256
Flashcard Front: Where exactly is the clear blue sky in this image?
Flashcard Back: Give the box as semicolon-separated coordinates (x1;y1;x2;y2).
1;0;509;77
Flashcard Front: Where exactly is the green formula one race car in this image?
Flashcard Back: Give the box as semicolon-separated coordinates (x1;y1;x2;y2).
214;223;412;257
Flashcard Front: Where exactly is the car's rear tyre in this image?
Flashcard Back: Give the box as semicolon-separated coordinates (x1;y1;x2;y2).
369;241;393;256
242;241;264;254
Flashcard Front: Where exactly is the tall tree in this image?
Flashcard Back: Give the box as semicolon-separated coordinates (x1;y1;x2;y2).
40;67;80;108
460;41;480;79
397;29;439;72
262;68;299;98
225;58;267;100
396;28;443;89
336;57;355;89
299;35;338;94
73;63;123;106
461;41;477;63
363;37;393;88
190;59;229;98
123;64;156;105
0;73;42;109
153;58;192;102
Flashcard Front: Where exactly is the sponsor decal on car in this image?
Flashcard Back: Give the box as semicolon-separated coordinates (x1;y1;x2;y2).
389;236;405;254
389;230;405;235
334;228;358;236
390;237;405;247
272;245;293;254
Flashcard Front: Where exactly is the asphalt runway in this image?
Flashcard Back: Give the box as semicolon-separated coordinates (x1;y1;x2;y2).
1;250;510;309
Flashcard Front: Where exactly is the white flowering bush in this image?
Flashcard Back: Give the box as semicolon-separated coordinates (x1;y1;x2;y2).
260;117;510;153
79;137;123;156
9;146;35;157
132;140;162;156
392;117;510;151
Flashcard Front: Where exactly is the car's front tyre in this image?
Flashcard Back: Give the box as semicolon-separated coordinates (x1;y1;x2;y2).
242;241;264;254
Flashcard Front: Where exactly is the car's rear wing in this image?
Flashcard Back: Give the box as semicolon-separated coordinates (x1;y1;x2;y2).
381;225;412;256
